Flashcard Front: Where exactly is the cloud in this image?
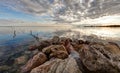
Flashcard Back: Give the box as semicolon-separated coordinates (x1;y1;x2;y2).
0;0;120;23
0;0;51;15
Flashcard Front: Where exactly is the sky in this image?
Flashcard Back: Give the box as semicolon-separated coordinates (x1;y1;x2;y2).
0;0;54;24
0;0;120;25
0;5;40;22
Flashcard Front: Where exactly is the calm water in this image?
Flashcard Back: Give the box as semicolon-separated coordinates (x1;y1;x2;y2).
0;26;70;46
0;26;120;47
0;26;120;48
0;26;72;57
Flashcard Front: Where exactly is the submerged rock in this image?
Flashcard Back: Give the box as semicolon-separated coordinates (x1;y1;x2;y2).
29;45;38;51
0;65;11;72
14;55;28;65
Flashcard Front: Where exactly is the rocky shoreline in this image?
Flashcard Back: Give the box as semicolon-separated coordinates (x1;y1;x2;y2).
21;36;120;73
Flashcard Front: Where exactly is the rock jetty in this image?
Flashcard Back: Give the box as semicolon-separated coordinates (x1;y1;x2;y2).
21;36;120;73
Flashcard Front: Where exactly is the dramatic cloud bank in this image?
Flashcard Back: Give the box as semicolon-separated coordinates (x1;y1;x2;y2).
1;0;120;23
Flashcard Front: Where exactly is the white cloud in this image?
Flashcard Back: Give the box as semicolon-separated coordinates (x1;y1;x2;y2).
0;0;120;23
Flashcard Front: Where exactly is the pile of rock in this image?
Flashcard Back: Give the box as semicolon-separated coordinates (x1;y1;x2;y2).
21;36;120;73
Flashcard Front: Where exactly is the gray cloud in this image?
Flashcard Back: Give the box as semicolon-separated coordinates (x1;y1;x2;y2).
1;0;120;22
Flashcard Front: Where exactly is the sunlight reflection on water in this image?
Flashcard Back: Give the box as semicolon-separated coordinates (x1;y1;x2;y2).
72;27;120;40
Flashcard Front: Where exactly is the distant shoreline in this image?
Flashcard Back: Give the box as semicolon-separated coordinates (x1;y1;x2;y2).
84;25;120;27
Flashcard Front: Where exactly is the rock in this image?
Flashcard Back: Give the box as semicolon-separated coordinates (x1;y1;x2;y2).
30;59;56;73
59;37;72;46
84;40;90;44
42;45;68;59
32;50;39;56
105;42;120;55
29;40;52;51
14;55;28;65
62;57;82;73
71;42;83;51
30;57;82;73
21;52;47;73
0;65;10;71
52;36;60;45
29;45;37;51
22;37;120;73
42;45;53;55
37;40;52;51
78;44;120;73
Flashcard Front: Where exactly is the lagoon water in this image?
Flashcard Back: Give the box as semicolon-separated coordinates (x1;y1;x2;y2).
0;26;120;47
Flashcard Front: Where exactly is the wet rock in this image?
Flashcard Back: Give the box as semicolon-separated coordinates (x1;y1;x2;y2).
78;44;120;73
21;52;47;73
42;45;68;59
30;57;82;73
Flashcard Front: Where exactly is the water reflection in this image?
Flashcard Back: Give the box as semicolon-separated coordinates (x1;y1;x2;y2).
30;30;40;42
72;27;120;40
0;26;71;46
13;30;16;38
0;26;120;46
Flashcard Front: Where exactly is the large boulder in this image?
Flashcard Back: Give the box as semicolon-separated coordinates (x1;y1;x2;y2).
42;45;68;59
78;44;120;73
29;40;52;51
30;57;82;73
21;52;47;73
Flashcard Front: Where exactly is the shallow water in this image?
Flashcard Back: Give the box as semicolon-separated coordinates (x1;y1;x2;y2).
0;26;72;57
0;26;70;46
